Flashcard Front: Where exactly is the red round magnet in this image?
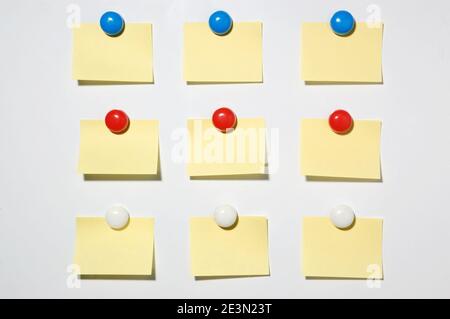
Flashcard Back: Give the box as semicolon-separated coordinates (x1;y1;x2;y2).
105;109;129;134
212;107;237;133
329;110;353;134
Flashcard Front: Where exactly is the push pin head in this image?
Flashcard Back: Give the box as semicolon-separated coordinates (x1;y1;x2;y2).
212;107;237;133
214;204;238;228
209;11;233;35
330;204;355;229
105;109;129;134
100;11;125;36
329;109;353;134
330;10;355;36
106;205;130;230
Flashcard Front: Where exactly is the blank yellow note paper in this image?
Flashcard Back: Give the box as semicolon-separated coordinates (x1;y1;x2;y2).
184;22;262;83
301;119;381;180
190;217;269;277
303;217;383;279
78;120;159;175
301;23;383;83
74;217;154;276
73;24;153;83
187;119;266;177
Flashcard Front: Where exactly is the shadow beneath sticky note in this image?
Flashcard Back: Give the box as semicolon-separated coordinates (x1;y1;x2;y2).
84;174;160;181
305;276;383;280
304;81;383;85
78;80;154;85
79;246;156;280
194;274;270;281
305;175;382;183
186;81;263;85
79;274;153;280
79;268;156;281
83;151;162;181
190;174;269;181
190;158;269;181
305;162;383;182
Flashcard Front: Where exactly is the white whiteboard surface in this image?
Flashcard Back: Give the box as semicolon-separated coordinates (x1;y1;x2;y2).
1;0;450;298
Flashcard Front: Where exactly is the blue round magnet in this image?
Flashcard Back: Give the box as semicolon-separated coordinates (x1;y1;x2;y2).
100;11;124;36
209;11;233;35
330;10;355;36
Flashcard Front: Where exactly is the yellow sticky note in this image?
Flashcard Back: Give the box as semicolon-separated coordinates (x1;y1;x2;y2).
190;217;269;277
187;119;266;177
300;119;381;180
184;22;263;83
74;217;154;276
73;24;154;83
303;216;383;279
301;23;383;83
78;120;159;175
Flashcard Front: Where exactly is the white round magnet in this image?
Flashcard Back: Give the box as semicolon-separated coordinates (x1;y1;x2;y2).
106;205;130;230
214;204;238;228
330;204;355;229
